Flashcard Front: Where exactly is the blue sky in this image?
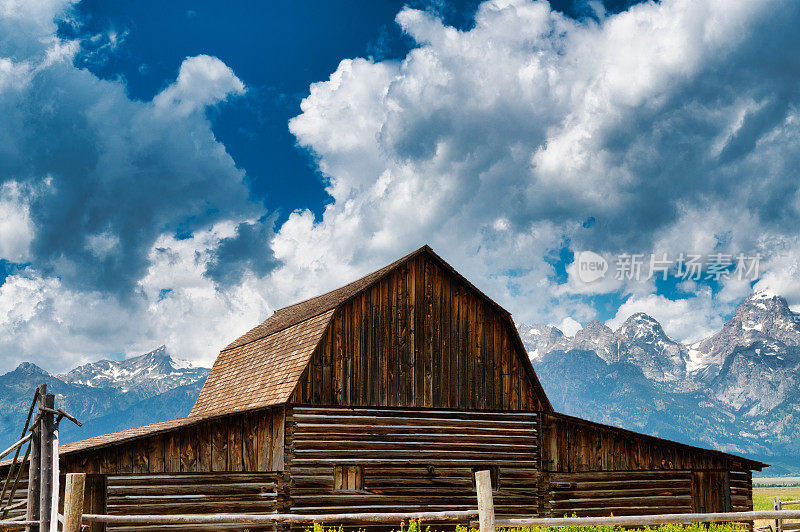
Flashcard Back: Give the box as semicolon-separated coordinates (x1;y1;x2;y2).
2;0;800;371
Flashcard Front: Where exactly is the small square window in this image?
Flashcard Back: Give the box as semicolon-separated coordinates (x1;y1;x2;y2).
472;466;500;492
334;465;363;491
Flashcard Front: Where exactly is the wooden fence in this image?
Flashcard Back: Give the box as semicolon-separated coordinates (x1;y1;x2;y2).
775;498;800;532
0;385;82;532
12;470;793;532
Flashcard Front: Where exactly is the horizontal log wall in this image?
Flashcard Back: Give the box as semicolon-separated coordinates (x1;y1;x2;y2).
541;412;746;472
61;407;284;474
546;469;752;517
729;470;753;512
0;478;27;521
285;405;543;521
105;473;286;532
546;470;694;517
291;253;547;411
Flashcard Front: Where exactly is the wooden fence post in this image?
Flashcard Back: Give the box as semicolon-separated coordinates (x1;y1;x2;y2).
775;498;784;532
475;470;496;532
39;393;55;532
26;384;45;532
63;474;85;532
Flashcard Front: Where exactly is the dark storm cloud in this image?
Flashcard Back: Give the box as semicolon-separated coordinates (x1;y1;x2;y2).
0;3;263;294
205;216;281;286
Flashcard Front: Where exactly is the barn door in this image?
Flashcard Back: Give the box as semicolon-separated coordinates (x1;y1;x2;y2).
692;471;731;512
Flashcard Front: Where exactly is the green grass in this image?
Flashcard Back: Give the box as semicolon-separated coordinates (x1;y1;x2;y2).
754;486;800;511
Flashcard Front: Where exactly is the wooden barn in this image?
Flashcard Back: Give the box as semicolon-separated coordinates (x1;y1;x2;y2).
4;246;765;530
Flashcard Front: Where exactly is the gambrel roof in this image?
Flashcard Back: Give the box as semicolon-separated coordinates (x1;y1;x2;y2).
190;245;552;417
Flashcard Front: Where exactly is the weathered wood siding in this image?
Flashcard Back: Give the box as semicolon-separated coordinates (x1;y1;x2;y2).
538;413;756;516
540;413;749;472
291;254;547;411
104;473;287;532
729;470;753;512
541;469;752;517
546;470;694;517
0;478;28;522
61;408;285;475
284;405;543;519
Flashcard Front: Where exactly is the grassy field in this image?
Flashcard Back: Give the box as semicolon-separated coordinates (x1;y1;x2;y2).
754;486;800;510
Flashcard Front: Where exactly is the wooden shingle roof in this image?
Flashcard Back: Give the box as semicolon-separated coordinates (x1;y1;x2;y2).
189;309;334;417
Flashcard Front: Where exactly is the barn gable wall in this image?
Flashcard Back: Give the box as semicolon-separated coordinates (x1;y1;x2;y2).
290;252;548;411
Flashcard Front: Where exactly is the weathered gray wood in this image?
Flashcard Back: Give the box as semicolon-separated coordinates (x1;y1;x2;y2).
83;509;479;525
62;474;85;532
26;385;45;532
0;520;39;529
0;436;32;462
475;470;495;532
37;393;54;532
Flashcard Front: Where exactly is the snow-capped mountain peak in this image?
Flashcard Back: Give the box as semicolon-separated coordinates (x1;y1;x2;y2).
616;312;670;344
690;291;800;373
58;345;208;395
518;324;567;360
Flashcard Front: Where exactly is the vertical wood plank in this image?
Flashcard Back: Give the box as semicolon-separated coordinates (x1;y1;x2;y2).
431;262;442;407
493;316;503;409
117;444;132;474
352;296;361;406
197;421;212;472
211;419;227;472
468;294;477;409
459;284;469;408
399;262;409;406
147;435;164;473
228;415;243;472
379;277;388;406
271;407;285;471
388;271;398;406
510;338;521;410
243;412;258;472
132;441;148;474
424;257;434;407
334;312;343;405
370;285;379;405
407;260;416;407
440;271;451;409
257;409;271;471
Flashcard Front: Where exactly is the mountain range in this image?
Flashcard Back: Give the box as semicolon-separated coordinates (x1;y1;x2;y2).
522;290;800;475
0;346;209;448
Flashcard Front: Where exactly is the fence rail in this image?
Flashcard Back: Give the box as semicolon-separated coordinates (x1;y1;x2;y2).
82;510;479;526
49;470;800;532
775;497;800;532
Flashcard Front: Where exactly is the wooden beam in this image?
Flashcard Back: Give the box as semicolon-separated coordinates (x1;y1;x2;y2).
82;510;479;525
